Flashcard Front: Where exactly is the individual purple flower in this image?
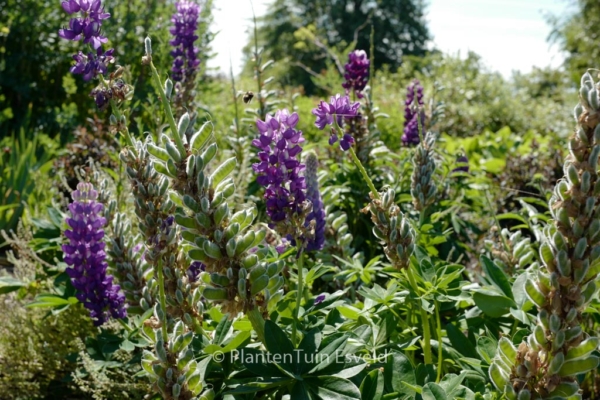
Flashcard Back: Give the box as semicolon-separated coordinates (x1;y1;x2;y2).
312;94;360;151
169;1;201;83
304;152;325;252
342;50;370;98
58;0;110;50
187;261;205;282
71;47;114;81
314;294;326;305
453;155;469;173
402;79;425;146
253;110;307;224
62;182;127;326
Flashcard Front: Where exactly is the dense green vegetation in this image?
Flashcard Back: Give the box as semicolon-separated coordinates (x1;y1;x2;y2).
1;0;600;399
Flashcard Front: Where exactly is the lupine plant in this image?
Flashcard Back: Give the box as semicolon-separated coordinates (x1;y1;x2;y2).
5;1;600;399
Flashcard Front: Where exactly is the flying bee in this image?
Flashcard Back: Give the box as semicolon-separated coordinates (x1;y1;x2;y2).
242;91;254;104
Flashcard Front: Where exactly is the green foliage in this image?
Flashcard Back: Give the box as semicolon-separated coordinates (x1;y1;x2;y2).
248;0;430;94
0;130;57;240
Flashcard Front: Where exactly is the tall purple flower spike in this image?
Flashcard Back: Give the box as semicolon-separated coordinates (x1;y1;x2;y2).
304;152;325;252
169;1;201;82
342;50;370;98
62;182;127;326
59;0;111;50
402;79;425;146
312;94;360;151
253;109;307;224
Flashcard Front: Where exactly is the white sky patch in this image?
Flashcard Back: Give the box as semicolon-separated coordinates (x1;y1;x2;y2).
208;0;574;77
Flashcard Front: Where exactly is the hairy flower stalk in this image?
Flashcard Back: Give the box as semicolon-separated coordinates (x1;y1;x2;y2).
342;49;370;99
402;79;425;146
169;0;201;117
106;213;151;315
120;143;203;333
364;188;416;270
62;182;127;326
490;72;600;399
141;321;201;400
144;37;284;345
411;131;438;213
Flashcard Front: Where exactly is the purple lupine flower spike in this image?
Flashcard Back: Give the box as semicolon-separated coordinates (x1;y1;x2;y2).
62;182;127;326
342;50;370;98
312;94;360;151
402;79;425;146
304;152;325;252
169;1;201;83
253;110;307;224
58;0;110;50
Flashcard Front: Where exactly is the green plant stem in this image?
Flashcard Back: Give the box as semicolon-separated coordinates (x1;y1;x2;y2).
156;259;168;342
292;251;304;347
435;299;443;382
406;267;432;365
348;147;380;200
99;76;137;157
247;308;266;345
148;60;185;155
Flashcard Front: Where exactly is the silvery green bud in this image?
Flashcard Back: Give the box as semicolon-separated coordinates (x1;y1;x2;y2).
539;309;549;330
250;275;269;295
550;314;561;333
238;279;247;299
565;307;578;323
144;36;152;55
172;383;181;398
548;351;565;375
566;164;580;186
553;330;566;351
166;367;174;381
165;78;173;99
517;389;531;400
155;341;167;363
201;197;210;213
565;325;582;342
110;114;118;125
574;237;588;260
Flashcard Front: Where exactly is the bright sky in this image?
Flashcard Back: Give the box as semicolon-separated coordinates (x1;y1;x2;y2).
208;0;574;77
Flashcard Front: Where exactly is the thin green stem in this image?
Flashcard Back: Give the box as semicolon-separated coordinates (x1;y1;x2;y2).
156;259;168;342
292;251;304;347
406;267;432;364
435;299;443;382
348;147;380;200
148;60;185;155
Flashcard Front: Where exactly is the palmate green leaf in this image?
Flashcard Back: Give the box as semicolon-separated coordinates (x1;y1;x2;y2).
264;320;296;374
472;288;515;318
446;323;479;359
225;377;293;394
305;376;361;400
238;348;286;378
480;255;513;299
298;328;322;374
309;335;349;375
476;336;497;364
0;276;25;294
422;382;447;400
214;316;233;345
360;369;384;400
291;381;312;400
384;352;416;394
26;294;77;308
